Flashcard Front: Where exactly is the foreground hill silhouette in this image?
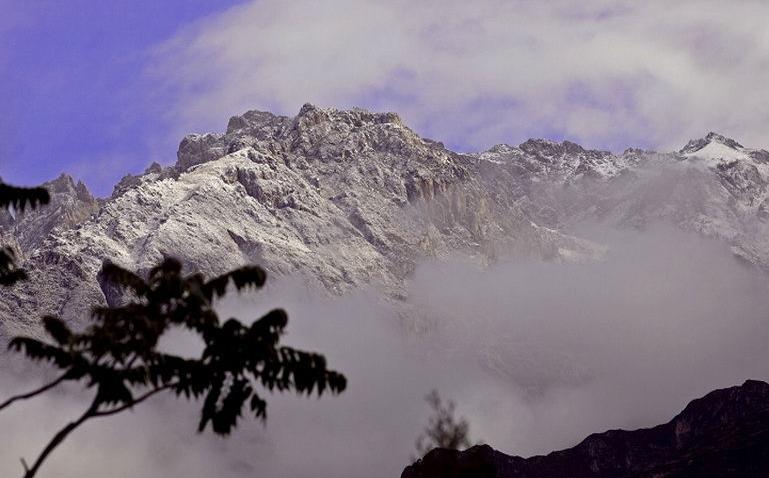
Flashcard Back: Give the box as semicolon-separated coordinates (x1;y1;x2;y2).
403;380;769;478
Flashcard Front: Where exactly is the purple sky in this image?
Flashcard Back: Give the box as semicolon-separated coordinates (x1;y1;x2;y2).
3;1;769;197
0;1;245;196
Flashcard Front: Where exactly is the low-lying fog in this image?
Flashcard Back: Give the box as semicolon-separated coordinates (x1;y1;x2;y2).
2;225;769;477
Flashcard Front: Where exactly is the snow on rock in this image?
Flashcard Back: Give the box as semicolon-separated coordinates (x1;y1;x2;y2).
4;109;769;335
681;132;752;167
1;105;600;334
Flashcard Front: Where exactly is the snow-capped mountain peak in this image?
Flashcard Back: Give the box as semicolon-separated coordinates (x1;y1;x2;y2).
4;106;769;336
677;132;757;171
680;132;747;161
703;131;744;148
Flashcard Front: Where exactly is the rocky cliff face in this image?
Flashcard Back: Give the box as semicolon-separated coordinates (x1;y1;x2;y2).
0;105;599;335
3;105;769;335
471;131;769;266
402;380;769;478
0;174;99;252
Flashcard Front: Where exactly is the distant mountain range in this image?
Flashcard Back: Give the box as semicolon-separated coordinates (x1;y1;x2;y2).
3;104;769;335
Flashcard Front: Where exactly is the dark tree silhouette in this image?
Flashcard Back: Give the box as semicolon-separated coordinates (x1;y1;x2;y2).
0;181;50;285
414;390;471;460
0;179;345;476
1;258;346;478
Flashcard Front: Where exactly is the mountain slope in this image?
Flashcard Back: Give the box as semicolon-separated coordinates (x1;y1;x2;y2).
0;105;598;334
474;130;769;267
402;380;769;478
3;105;769;334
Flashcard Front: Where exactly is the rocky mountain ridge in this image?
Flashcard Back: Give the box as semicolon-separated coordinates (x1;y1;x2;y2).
0;174;99;252
473;128;769;262
402;379;769;478
2;104;769;334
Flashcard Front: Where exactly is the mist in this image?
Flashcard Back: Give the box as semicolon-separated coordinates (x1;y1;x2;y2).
2;225;769;477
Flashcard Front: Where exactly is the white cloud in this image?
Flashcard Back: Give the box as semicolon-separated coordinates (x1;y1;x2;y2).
3;226;769;477
148;0;769;152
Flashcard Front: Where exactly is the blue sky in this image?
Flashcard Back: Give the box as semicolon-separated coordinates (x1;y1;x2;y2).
0;0;245;195
3;1;769;197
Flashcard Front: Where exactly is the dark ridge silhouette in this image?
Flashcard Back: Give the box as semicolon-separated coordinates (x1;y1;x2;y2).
403;380;769;478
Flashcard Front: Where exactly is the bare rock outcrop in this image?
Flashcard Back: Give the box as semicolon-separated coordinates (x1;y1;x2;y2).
4;105;769;336
1;105;598;335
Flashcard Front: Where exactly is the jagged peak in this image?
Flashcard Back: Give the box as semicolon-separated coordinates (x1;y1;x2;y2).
521;137;559;147
481;138;619;165
622;147;652;155
143;162;163;175
45;173;76;189
175;104;421;172
680;131;744;154
44;174;91;198
226;109;285;135
294;103;404;127
34;173;95;203
223;104;406;139
485;143;519;154
705;131;743;148
298;102;318;116
519;138;587;156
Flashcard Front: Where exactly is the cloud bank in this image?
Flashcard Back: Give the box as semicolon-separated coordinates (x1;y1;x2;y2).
2;226;769;477
149;0;769;153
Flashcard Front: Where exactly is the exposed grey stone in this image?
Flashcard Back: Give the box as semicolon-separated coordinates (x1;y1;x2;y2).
4;109;769;338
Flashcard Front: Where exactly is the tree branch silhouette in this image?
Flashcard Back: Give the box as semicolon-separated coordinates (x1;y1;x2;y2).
0;372;69;411
92;383;177;418
413;390;472;461
21;397;99;478
0;179;345;477
2;258;346;478
19;382;181;478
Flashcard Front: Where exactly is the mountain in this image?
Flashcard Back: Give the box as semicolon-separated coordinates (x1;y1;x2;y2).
2;105;769;335
0;174;99;252
472;129;769;264
402;380;769;478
